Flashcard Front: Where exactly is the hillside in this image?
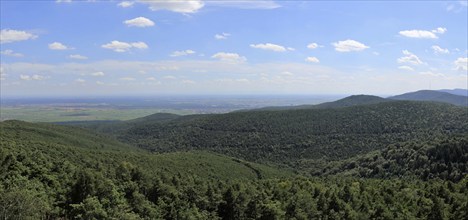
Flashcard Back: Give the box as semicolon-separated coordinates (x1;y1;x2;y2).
247;95;389;111
313;95;390;108
389;90;468;106
90;101;467;171
2;109;468;219
439;88;468;96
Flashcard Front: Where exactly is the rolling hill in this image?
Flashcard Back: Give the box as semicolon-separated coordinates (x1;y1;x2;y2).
2;99;467;219
84;100;467;171
389;90;468;106
439;88;468;96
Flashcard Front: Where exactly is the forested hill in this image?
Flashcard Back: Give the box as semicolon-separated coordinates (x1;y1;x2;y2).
312;95;389;108
90;101;467;171
2;104;468;219
389;90;468;106
247;94;390;111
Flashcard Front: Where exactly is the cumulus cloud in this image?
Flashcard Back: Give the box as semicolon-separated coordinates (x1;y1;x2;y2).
118;1;134;7
56;0;72;3
305;57;320;63
164;75;177;80
131;42;148;49
120;77;136;81
280;71;293;76
454;57;468;71
20;74;46;81
397;50;423;65
332;39;369;52
49;42;73;50
432;27;447;34
211;52;247;63
138;0;204;13
75;78;85;83
90;71;105;76
431;45;449;54
124;17;155;27
69;54;88;60
170;50;196;57
398;66;414;71
399;29;439;39
101;40;148;52
1;49;23;57
307;43;319;49
215;32;230;40
1;29;37;44
250;43;287;52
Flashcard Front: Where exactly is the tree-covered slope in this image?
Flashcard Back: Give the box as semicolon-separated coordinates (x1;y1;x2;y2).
248;94;390;111
1;112;467;219
313;95;390;108
106;101;467;168
389;90;468;106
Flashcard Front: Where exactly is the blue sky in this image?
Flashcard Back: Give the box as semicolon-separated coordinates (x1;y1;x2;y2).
1;0;467;97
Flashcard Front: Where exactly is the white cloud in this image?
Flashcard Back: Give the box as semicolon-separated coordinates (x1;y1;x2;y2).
138;0;204;13
1;49;23;57
1;29;37;44
211;52;247;63
182;80;196;84
215;32;230;40
399;29;438;39
170;50;196;57
90;71;105;76
20;74;46;81
432;27;447;34
164;75;177;80
131;42;148;49
32;74;45;80
307;43;319;49
56;0;72;3
49;42;72;50
118;1;134;7
120;77;136;81
305;57;320;63
397;50;423;65
431;45;449;54
250;43;287;52
146;77;157;81
69;54;88;60
20;75;30;80
454;57;468;71
96;81;104;85
287;47;295;51
280;71;293;76
101;40;148;52
332;39;369;52
124;17;155;27
75;78;85;83
398;66;414;71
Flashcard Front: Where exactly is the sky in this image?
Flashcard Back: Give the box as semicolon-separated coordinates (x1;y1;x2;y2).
0;0;467;97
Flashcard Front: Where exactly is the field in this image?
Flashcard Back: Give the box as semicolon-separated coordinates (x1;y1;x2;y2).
0;106;193;122
0;95;340;122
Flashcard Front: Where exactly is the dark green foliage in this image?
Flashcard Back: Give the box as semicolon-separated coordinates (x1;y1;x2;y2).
92;101;466;175
1;100;467;219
